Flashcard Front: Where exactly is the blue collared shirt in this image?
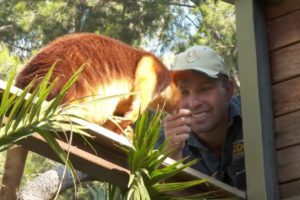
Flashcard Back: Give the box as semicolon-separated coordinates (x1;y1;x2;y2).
156;95;246;190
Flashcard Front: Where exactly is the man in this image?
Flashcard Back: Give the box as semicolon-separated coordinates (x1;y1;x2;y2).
158;45;246;190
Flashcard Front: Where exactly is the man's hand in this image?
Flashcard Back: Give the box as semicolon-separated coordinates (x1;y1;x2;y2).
163;109;192;160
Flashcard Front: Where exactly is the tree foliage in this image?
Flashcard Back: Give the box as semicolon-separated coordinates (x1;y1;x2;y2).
165;0;238;85
0;1;236;59
1;0;238;86
0;0;196;58
193;0;237;76
0;43;22;80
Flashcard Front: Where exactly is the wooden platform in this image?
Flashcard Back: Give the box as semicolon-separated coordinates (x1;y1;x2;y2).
0;80;245;199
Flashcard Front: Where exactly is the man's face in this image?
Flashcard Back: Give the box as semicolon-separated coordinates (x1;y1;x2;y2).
176;71;233;135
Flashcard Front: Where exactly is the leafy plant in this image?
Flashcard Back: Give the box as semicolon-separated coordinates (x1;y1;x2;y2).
0;64;90;178
82;110;222;200
123;110;221;200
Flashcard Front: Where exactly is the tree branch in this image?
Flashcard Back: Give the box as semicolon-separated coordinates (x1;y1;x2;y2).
19;165;90;200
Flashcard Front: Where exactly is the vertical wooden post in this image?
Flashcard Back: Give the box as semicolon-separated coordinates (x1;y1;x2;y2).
235;0;280;199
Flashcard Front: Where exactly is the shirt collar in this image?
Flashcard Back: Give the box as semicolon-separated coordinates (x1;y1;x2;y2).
187;132;208;151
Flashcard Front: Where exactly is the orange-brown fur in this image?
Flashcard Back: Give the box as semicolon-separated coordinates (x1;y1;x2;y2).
1;33;180;200
16;33;178;128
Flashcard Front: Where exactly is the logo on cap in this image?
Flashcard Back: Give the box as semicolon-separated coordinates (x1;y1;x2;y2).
186;50;199;63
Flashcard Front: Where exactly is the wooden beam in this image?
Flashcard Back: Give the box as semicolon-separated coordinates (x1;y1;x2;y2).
17;133;130;189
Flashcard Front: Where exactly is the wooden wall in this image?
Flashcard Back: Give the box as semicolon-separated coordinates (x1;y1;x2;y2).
267;0;300;199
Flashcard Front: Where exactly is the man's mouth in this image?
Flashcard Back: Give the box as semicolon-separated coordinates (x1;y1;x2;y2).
192;112;207;120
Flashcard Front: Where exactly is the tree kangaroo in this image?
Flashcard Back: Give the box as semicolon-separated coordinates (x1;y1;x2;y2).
0;33;180;200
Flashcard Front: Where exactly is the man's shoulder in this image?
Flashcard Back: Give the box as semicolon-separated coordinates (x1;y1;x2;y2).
230;95;241;108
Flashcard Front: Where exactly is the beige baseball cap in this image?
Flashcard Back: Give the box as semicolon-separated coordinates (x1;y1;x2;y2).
172;45;229;78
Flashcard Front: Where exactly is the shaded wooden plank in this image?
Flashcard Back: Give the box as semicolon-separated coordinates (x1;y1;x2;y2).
277;145;300;183
272;76;300;116
275;110;300;149
280;180;300;199
267;0;300;20
17;134;130;189
270;42;300;83
268;10;300;51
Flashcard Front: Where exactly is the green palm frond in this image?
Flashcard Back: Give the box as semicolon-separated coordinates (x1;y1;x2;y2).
0;64;90;177
125;110;220;200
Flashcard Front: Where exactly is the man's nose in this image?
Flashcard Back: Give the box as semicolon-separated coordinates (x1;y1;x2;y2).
188;93;202;108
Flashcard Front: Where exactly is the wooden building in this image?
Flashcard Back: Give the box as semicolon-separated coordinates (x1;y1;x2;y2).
268;1;300;199
228;0;300;199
